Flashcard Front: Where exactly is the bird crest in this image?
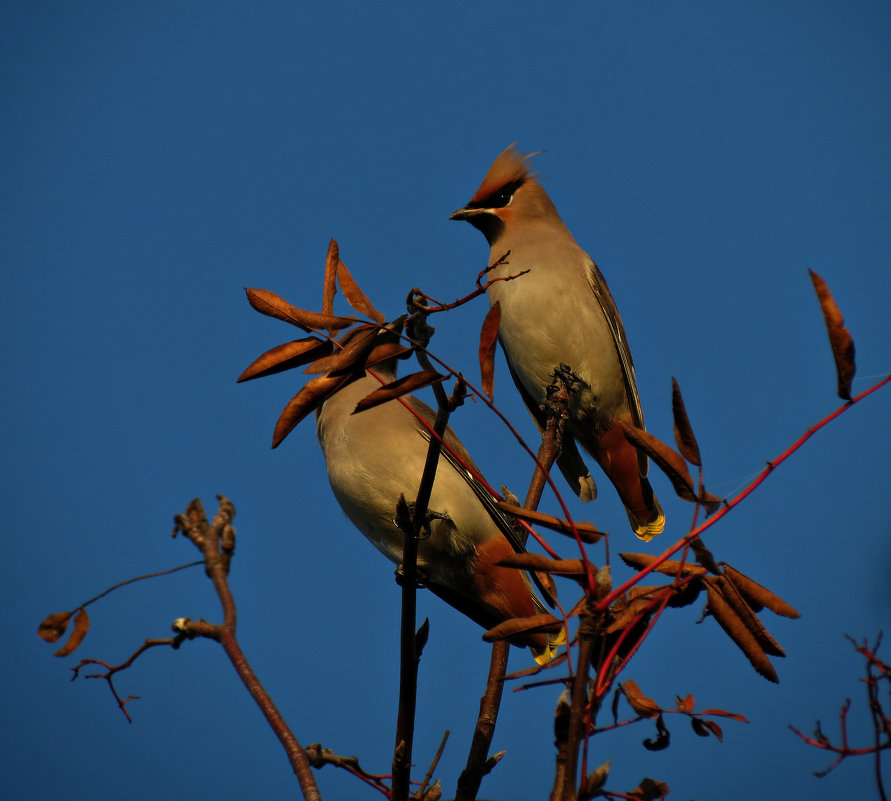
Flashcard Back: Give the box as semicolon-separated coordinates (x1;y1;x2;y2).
470;144;537;203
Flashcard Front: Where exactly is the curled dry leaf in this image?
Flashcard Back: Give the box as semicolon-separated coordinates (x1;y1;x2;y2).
715;575;786;657
496;552;588;578
482;612;563;643
706;580;778;683
494;500;603;543
809;269;856;400
54;607;90;657
237;337;333;382
38;611;73;643
245;287;357;332
621;679;661;718
304;326;378;375
353;370;446;413
336;251;385;324
723;563;801;618
479;301;501;399
272;372;357;448
642;715;671;751
671;378;701;466
322;239;338;317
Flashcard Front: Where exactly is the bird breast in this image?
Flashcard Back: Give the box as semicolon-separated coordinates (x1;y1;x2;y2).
486;248;628;426
317;381;487;585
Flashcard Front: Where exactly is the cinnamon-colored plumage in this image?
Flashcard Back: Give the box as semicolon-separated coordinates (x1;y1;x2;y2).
315;358;564;662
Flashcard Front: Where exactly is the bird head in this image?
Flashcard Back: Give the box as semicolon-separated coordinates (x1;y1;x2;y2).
450;144;563;246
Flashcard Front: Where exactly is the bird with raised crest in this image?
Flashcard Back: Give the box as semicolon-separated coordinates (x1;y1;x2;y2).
450;145;665;541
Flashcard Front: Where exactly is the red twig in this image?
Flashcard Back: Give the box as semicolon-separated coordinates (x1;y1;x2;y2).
596;373;891;614
789;633;890;798
72;638;180;723
407;252;529;314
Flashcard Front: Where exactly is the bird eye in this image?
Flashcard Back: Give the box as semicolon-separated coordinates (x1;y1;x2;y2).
486;179;524;209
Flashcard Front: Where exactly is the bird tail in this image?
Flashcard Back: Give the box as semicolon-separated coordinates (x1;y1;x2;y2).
530;623;567;665
589;422;666;541
626;477;665;542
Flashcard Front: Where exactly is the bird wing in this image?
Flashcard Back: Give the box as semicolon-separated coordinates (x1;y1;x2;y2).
405;395;556;607
585;260;648;477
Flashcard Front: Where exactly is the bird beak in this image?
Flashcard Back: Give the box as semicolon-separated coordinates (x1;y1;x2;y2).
449;206;479;221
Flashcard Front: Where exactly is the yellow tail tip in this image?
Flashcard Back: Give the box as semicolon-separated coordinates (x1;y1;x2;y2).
628;500;665;542
531;626;568;664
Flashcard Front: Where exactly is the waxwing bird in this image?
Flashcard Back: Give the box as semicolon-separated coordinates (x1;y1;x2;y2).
315;356;563;663
450;145;665;541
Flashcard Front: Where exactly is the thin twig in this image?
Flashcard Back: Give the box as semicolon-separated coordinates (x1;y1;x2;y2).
415;730;450;800
175;497;323;801
457;379;569;801
391;308;462;801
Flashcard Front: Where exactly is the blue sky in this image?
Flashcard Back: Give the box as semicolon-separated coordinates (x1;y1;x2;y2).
3;2;890;799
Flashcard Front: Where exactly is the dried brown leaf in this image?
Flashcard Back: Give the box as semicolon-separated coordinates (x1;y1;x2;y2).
620;423;722;512
723;563;801;618
583;759;611;798
675;694;695;714
494;500;603;543
337;252;385;324
479;301;501;399
483;612;563;642
700;707;749;723
244;287;357;332
621;679;661;718
620;421;696;502
809;270;856;400
606;593;656;634
643;715;671;751
353;370;446;413
322;239;338;317
702;719;724;741
706;580;778;682
38;611;73;643
54;608;90;657
272;372;356;448
664;579;704;609
690;717;710;738
671;377;701;466
715;576;785;657
303;325;378;375
237;337;333;382
365;341;413;367
628;778;670;800
496;553;588;578
619;552;707;578
689;536;721;575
